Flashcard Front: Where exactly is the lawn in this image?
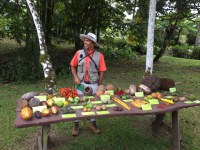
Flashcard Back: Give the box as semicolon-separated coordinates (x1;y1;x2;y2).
0;56;200;150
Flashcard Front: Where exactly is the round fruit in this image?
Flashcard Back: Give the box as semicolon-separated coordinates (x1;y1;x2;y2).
20;100;29;109
96;90;104;98
42;108;51;117
29;98;40;107
56;100;64;107
63;101;69;107
51;106;59;114
97;85;106;92
21;107;33;120
106;84;115;91
34;111;42;119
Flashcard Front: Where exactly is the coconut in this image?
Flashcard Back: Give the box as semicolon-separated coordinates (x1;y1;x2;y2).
138;84;151;94
106;84;115;91
97;85;106;92
96;90;104;98
129;84;137;95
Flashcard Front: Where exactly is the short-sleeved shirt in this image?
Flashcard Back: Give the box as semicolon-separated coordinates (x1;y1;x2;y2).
70;49;106;82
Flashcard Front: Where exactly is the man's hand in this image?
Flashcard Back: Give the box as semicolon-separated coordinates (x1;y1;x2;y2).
74;76;81;85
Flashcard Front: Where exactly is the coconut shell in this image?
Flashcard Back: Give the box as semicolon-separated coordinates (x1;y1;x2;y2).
138;84;151;94
129;84;137;95
97;85;106;92
141;75;161;92
96;90;104;98
106;84;115;91
21;92;40;100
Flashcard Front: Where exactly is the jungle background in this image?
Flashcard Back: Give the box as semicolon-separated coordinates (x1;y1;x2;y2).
0;0;200;150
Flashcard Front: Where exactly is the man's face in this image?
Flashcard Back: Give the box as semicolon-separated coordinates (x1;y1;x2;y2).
84;38;94;50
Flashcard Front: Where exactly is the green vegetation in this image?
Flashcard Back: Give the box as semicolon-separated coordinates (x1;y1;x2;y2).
1;56;200;150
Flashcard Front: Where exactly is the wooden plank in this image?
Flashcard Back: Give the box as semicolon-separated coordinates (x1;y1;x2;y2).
42;125;48;150
151;114;165;135
172;111;180;150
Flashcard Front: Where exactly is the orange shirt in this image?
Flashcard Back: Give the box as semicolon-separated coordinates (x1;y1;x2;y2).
70;49;106;81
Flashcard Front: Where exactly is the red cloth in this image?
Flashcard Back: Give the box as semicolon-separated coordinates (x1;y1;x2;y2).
70;49;106;81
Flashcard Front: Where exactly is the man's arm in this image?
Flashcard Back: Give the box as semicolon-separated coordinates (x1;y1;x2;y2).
98;71;104;85
71;66;81;85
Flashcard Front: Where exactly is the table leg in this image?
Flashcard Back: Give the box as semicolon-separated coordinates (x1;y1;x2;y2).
172;110;180;150
151;114;165;135
36;125;49;150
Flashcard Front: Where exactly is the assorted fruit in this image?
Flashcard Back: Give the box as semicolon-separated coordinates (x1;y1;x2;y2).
59;87;78;99
18;83;199;121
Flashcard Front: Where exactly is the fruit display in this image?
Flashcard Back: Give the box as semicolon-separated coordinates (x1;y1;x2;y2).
84;86;93;96
34;111;42;119
131;99;148;108
138;84;151;94
21;92;40;100
19;100;29;108
96;90;104;98
129;84;137;95
97;85;106;92
59;87;78;99
151;92;162;99
29;98;41;107
113;106;123;111
21;107;33;120
51;105;59;114
160;98;174;104
60;107;76;114
106;84;115;91
115;89;125;96
47;98;54;107
112;97;131;110
93;105;107;111
42;108;51;117
120;94;130;100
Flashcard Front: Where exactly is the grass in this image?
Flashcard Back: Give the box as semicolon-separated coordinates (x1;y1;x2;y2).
0;56;200;150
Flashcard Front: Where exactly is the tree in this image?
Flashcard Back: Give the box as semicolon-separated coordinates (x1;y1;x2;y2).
195;22;200;46
26;0;56;93
146;0;156;74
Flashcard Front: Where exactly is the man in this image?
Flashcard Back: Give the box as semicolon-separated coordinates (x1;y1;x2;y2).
70;32;107;136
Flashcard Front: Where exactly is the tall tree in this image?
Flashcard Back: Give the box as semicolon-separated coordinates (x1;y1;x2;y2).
26;0;56;94
146;0;156;74
195;22;200;46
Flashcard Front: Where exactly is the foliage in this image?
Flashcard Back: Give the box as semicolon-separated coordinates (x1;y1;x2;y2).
170;45;192;58
191;46;200;60
0;54;43;83
100;33;138;62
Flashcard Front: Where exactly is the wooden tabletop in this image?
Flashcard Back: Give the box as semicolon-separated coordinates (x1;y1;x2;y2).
14;97;200;128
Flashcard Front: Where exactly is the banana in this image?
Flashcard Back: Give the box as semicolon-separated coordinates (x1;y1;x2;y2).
112;97;131;110
160;98;174;104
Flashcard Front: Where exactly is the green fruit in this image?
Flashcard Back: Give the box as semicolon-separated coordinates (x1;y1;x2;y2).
68;97;74;103
56;100;64;107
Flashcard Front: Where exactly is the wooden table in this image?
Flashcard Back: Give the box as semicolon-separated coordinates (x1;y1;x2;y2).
15;97;200;150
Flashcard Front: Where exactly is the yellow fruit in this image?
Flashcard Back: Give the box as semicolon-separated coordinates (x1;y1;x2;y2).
63;101;69;107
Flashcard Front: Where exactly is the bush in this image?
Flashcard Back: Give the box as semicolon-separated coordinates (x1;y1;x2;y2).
170;45;192;58
191;46;200;59
0;56;43;83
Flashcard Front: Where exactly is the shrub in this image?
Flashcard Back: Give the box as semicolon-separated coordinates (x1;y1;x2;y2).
170;45;192;58
0;55;43;83
191;46;200;59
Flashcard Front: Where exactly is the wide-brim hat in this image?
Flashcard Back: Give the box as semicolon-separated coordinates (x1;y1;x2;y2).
80;32;100;48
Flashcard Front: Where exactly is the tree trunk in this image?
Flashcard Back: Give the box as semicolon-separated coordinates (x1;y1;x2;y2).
195;23;200;46
154;21;178;62
26;0;56;94
145;0;156;74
